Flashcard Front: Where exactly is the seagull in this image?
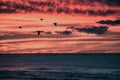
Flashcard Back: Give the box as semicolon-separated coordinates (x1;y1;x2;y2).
53;22;57;26
18;26;22;28
40;18;43;21
36;31;44;35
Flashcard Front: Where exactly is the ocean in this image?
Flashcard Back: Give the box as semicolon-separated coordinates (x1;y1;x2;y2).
0;54;120;80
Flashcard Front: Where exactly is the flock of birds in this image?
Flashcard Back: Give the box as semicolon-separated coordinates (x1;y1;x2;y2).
18;18;108;36
18;18;74;35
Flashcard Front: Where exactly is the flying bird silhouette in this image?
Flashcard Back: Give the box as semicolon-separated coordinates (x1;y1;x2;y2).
36;31;44;35
40;18;43;21
18;26;22;28
53;23;57;26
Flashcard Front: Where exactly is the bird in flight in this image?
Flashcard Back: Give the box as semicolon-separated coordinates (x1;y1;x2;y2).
36;31;44;35
53;22;57;26
40;18;43;21
18;26;22;29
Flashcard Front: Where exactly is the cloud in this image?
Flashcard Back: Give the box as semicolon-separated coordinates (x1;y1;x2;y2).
0;0;120;16
97;19;120;25
74;26;109;35
59;23;80;26
72;9;119;16
0;8;16;13
72;0;120;7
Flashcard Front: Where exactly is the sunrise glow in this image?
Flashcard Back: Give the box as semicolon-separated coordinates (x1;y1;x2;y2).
0;0;120;53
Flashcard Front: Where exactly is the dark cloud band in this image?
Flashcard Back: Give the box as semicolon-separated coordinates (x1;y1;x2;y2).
0;0;120;16
97;20;120;25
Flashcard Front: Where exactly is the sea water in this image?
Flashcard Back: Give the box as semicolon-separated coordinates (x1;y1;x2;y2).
0;54;120;80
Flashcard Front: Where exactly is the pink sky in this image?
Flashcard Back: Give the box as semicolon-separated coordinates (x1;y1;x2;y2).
0;0;120;53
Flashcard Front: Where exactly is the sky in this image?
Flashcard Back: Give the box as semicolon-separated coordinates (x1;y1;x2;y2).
0;0;120;16
0;0;120;53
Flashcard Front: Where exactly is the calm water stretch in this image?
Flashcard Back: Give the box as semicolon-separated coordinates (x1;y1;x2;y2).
0;54;120;80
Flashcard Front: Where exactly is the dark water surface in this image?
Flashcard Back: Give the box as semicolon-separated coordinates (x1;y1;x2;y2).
0;54;120;80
